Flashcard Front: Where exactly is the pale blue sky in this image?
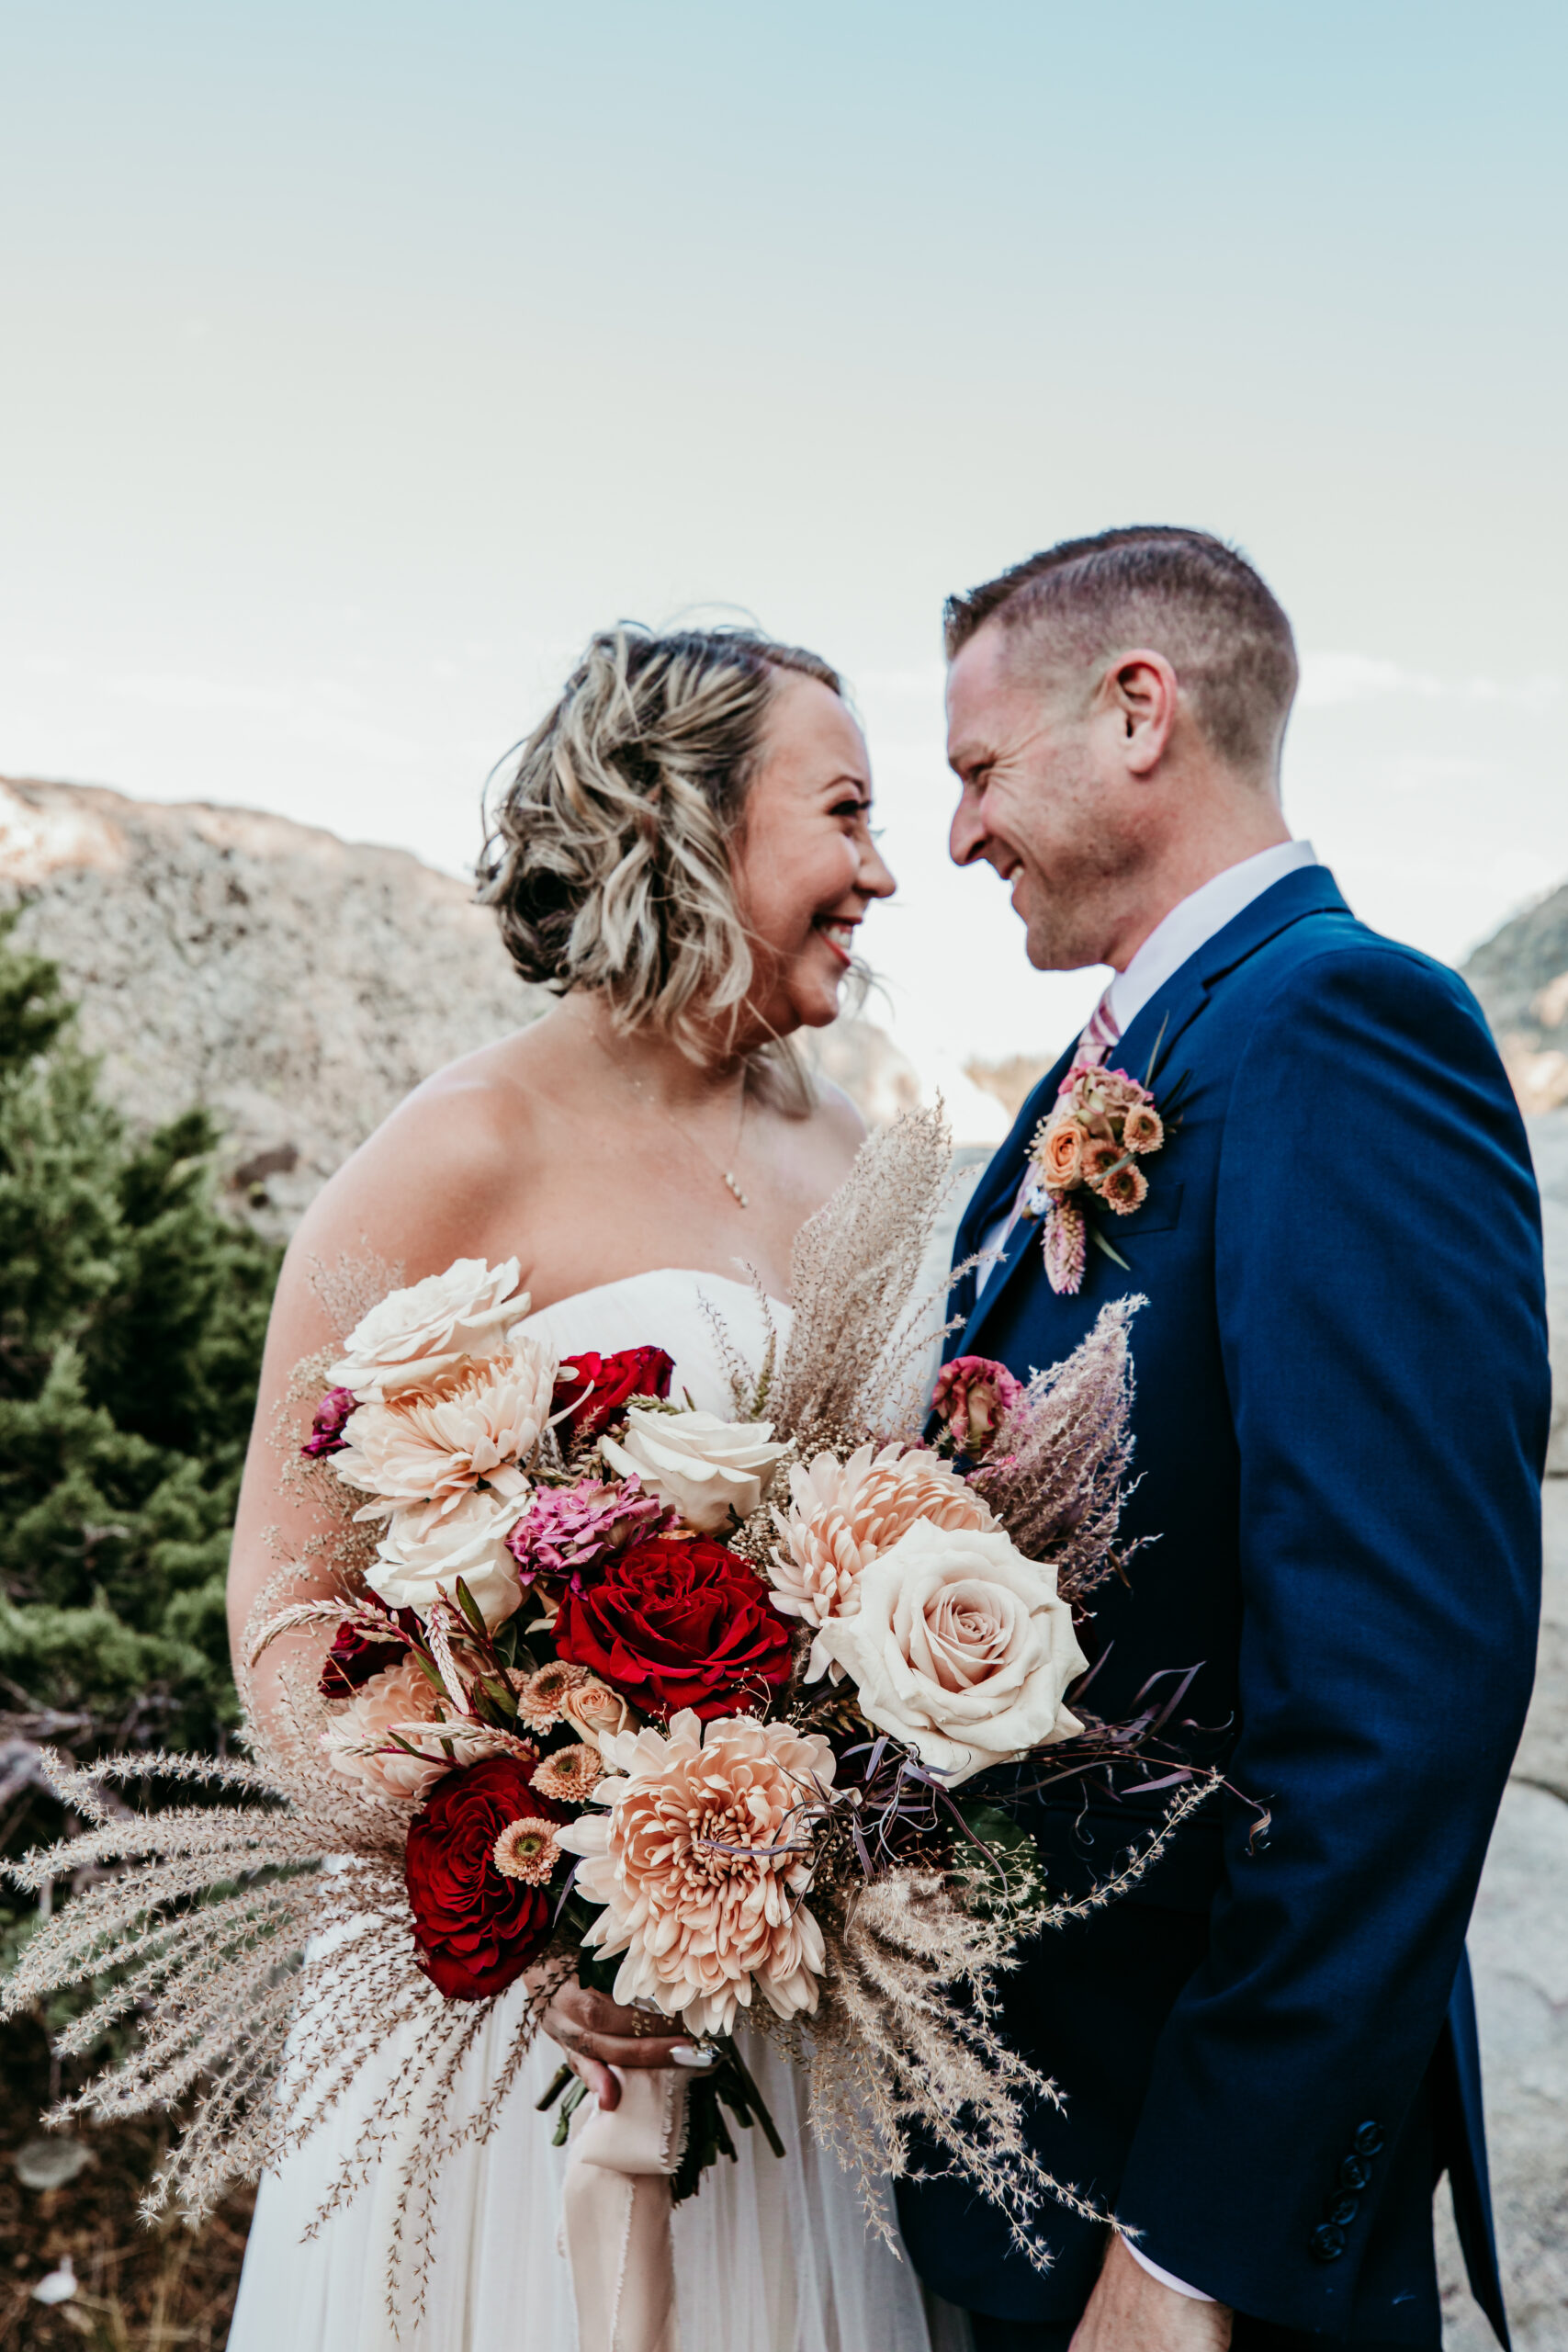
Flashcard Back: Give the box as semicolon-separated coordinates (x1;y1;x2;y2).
3;2;1564;1131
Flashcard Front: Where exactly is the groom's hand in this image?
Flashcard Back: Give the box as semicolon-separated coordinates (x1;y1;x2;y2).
1070;2235;1232;2351
541;1983;694;2110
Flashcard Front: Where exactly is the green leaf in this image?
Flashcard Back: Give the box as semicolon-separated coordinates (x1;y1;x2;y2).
452;1576;490;1640
1088;1222;1132;1271
955;1801;1047;1914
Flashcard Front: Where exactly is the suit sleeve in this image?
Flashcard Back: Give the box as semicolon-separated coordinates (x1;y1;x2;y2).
1113;944;1549;2328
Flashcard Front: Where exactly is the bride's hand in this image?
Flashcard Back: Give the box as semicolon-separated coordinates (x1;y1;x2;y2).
542;1984;697;2110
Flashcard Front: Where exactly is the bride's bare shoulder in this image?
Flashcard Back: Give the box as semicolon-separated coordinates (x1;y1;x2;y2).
284;1023;559;1287
795;1074;868;1182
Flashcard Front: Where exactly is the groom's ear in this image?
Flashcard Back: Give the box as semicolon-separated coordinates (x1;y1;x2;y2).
1101;649;1179;776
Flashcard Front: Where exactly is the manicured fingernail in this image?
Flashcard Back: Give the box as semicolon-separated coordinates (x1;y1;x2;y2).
671;2044;716;2067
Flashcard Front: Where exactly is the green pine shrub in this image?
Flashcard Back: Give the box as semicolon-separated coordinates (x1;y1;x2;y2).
0;913;282;1894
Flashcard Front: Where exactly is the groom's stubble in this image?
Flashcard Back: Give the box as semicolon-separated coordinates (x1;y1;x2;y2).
946;623;1155;975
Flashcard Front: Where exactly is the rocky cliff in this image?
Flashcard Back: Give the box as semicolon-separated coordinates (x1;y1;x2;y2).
0;776;918;1238
1463;883;1568;1114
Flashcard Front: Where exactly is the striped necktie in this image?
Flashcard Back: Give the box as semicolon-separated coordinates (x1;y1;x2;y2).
979;987;1122;1294
1075;986;1122;1069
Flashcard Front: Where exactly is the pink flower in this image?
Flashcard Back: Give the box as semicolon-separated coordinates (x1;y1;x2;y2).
302;1387;357;1459
1079;1138;1122;1189
1099;1162;1149;1215
931;1356;1024;1459
532;1741;604;1803
556;1711;832;2037
505;1475;665;1590
1032;1113;1085;1190
515;1659;589;1733
1043;1196;1087;1296
491;1817;561;1885
1122;1103;1164;1154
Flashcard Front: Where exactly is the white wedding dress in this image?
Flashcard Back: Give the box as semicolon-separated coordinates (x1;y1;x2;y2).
229;1271;966;2352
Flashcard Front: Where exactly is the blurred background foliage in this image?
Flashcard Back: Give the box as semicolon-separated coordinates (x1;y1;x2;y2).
1;917;278;2344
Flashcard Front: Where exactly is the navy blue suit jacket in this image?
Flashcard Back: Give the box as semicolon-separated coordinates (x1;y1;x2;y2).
895;869;1547;2342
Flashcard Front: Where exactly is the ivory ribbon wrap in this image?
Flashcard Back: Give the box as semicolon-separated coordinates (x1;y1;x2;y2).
563;2067;691;2352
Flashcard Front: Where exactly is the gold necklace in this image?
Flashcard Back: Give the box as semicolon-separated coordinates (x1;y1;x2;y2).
582;1019;750;1208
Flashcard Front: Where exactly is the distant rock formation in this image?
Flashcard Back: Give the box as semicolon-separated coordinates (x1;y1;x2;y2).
0;775;918;1237
1463;885;1568;1114
964;1052;1052;1122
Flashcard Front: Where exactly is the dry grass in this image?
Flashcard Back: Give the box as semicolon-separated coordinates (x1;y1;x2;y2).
0;2018;254;2352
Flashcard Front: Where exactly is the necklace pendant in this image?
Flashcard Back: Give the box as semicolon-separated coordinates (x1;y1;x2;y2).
723;1170;749;1208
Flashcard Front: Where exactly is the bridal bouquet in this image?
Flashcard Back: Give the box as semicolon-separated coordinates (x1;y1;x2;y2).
3;1111;1213;2316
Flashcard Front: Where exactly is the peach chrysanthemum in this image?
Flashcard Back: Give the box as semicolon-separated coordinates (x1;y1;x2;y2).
492;1818;560;1884
556;1712;831;2038
330;1335;558;1516
768;1442;998;1680
531;1742;604;1804
516;1659;589;1733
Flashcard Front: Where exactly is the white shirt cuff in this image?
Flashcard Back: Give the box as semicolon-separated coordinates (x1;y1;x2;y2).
1125;2240;1215;2302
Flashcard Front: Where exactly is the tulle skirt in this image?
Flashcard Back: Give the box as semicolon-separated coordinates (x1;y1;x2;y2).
227;1978;967;2352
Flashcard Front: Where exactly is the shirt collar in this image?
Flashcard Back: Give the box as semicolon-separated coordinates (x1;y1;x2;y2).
1106;839;1318;1034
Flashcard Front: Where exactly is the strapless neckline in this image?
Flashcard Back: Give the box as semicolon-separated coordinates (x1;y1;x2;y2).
523;1266;792;1318
516;1270;791;1421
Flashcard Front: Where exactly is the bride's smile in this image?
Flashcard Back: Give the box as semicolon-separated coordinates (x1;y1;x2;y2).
726;663;893;1043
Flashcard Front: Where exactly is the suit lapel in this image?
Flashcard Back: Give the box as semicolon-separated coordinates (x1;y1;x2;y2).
950;1050;1073;1353
952;866;1352;1360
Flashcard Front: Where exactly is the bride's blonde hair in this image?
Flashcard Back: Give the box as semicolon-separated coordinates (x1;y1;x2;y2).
479;624;844;1085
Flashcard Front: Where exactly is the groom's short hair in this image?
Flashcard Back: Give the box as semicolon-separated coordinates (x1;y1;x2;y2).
944;526;1298;778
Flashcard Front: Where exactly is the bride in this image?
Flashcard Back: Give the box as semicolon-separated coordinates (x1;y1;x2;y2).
224;624;961;2352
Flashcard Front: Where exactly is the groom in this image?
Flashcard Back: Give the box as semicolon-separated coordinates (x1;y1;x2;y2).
896;528;1548;2349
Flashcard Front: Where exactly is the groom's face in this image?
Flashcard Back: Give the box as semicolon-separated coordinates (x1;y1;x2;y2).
946;622;1134;970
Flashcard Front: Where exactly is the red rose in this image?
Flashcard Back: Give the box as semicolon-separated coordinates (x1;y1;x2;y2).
551;1347;675;1442
554;1533;792;1720
318;1606;423;1698
404;1755;568;2001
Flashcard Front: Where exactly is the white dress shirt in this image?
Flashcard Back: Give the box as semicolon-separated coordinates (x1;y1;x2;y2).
976;840;1318;1295
976;838;1320;2303
1106;837;1319;1035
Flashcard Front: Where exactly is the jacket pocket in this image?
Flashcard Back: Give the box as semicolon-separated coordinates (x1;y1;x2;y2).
1108;1178;1184;1240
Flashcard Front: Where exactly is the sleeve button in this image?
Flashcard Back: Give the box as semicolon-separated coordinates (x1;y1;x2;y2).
1353;2121;1384;2157
1327;2194;1359;2227
1338;2154;1371;2191
1309;2222;1348;2263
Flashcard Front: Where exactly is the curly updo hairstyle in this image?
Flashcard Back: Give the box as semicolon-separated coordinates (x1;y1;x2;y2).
478;624;843;1071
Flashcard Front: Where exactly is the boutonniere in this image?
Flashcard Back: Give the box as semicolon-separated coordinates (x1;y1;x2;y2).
1026;1021;1190;1296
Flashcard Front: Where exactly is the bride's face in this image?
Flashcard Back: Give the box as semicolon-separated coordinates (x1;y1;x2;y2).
729;672;895;1042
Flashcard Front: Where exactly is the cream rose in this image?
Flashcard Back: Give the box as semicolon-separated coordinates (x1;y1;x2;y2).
599;1407;786;1533
329;1335;558;1513
365;1485;526;1629
769;1442;996;1681
559;1675;637;1748
329;1257;529;1402
814;1518;1088;1785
